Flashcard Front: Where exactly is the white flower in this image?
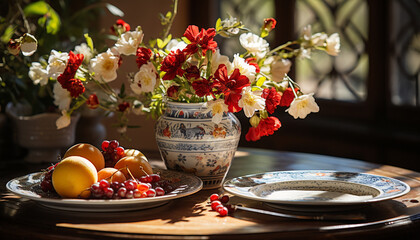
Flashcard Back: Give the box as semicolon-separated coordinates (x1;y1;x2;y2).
47;50;68;79
231;54;256;82
166;39;187;52
28;62;48;86
90;48;120;82
238;86;265;118
286;93;319;119
239;32;269;59
53;82;71;111
130;62;158;94
326;33;340;56
114;29;144;55
301;25;312;41
271;58;292;82
203;99;229;124
56;110;71;129
311;33;328;47
21;33;37;56
75;43;93;63
219;16;241;37
211;49;232;74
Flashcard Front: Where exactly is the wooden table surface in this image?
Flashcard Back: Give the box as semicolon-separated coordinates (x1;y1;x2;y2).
1;148;420;239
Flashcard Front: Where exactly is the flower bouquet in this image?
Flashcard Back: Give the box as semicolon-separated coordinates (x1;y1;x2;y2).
21;0;339;141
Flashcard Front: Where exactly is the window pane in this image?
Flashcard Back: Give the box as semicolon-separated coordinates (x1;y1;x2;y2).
295;0;369;102
389;0;420;107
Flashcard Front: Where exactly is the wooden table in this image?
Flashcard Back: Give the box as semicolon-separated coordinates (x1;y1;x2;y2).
1;148;420;239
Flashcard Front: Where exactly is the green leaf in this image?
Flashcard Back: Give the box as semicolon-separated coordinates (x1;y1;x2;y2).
256;76;266;87
157;38;164;49
24;1;61;34
84;34;94;51
119;83;126;98
105;3;124;17
215;18;222;31
162;34;172;46
165;11;172;19
1;25;15;43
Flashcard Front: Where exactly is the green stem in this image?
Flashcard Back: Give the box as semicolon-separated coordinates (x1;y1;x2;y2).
162;0;178;39
267;40;299;56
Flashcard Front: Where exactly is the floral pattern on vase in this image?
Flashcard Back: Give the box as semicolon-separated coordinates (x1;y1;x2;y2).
155;102;241;189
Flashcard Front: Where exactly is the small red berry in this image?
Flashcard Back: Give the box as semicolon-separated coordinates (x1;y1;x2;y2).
99;179;110;189
209;193;219;202
211;200;222;211
109;140;119;149
219;195;230;203
101;140;110;151
217;206;229;217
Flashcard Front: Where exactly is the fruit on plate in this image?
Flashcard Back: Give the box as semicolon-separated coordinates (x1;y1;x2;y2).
114;156;153;179
97;167;127;183
63;143;105;171
101;140;125;167
52;156;98;198
124;149;147;160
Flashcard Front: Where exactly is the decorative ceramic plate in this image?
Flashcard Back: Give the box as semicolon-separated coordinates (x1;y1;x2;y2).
6;169;203;212
223;170;410;207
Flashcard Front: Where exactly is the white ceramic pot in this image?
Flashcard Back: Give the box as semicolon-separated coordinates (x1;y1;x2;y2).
6;103;80;163
155;101;241;189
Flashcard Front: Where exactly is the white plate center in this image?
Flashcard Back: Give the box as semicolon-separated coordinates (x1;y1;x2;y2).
250;180;381;202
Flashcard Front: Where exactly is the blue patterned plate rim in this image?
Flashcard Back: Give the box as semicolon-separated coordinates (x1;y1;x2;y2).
223;170;410;205
6;168;203;210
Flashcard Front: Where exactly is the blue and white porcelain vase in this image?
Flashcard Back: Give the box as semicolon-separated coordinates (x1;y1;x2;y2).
155;101;241;189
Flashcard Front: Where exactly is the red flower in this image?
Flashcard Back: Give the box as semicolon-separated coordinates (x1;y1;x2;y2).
259;116;281;137
160;49;186;80
245;116;281;141
263;18;277;31
167;85;180;99
214;64;250;112
86;94;99;109
136;47;152;68
262;87;281;114
245;57;260;73
57;51;85;98
183;25;218;55
245;127;261;141
118;102;130;112
192;78;212;97
66;79;85;98
279;87;297;107
111;19;130;35
185;66;200;80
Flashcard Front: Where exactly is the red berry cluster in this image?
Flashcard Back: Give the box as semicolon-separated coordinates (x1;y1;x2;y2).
89;173;174;199
208;193;236;217
40;163;59;193
101;140;125;167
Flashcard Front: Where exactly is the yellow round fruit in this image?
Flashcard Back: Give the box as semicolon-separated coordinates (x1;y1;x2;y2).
52;156;98;198
63;143;105;171
97;167;126;183
124;149;147;161
114;156;153;179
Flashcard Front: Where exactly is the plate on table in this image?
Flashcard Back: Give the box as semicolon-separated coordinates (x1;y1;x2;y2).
223;170;410;211
6;169;203;212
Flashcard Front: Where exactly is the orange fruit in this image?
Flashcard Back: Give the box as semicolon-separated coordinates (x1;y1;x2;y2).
63;143;105;171
114;156;153;179
97;167;126;183
124;149;147;160
52;156;98;198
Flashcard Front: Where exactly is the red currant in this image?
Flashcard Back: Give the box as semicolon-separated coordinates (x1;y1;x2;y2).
101;140;110;151
104;187;114;198
209;193;219;202
137;182;150;192
217;206;229;217
126;190;134;199
219;195;230;203
109;140;119;149
116;146;125;156
211;200;222;211
99;179;110;189
155;187;165;196
150;174;161;182
146;189;156;197
117;187;127;198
